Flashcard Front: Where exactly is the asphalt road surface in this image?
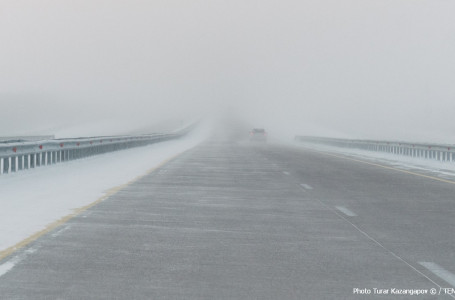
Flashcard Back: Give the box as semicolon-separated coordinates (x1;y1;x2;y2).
1;136;455;299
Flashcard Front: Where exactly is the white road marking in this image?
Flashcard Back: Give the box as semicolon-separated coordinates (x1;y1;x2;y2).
335;206;357;217
0;246;38;278
51;225;71;238
419;262;455;288
24;248;37;254
0;260;18;277
282;171;290;175
300;183;313;190
308;195;453;298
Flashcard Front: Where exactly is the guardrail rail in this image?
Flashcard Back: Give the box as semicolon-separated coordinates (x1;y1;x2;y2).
295;136;455;163
0;125;194;175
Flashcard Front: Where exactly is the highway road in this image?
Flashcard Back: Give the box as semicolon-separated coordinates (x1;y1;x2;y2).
1;136;455;299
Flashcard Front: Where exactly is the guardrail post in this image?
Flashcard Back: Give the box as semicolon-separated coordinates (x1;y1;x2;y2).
36;153;41;167
11;156;17;172
18;155;23;170
30;154;35;168
24;155;29;169
3;157;9;174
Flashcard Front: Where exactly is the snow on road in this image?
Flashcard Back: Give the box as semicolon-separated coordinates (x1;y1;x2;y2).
0;125;210;254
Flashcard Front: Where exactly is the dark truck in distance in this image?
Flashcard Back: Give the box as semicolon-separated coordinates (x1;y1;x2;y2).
249;128;267;142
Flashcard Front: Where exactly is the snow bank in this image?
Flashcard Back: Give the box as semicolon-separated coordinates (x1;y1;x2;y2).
292;141;455;179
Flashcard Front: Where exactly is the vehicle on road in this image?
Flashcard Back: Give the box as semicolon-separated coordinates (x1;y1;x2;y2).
249;128;267;142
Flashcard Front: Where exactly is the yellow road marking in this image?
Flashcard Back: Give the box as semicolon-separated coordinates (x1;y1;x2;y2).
308;148;455;185
0;153;182;262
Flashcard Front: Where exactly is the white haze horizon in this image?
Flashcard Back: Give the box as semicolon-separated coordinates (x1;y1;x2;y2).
1;0;454;143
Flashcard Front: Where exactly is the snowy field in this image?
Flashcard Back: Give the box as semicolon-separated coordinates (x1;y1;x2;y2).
0;125;210;255
292;141;455;181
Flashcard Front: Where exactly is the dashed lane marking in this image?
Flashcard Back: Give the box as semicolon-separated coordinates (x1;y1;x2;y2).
335;206;357;217
419;262;455;288
300;183;313;190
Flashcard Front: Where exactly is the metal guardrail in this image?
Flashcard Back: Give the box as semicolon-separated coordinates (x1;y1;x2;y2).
295;136;455;163
0;135;55;143
0;126;193;175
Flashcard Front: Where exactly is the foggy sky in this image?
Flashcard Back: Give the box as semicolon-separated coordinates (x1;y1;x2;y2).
1;0;454;142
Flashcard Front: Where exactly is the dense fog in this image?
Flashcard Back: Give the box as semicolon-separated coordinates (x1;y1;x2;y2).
1;1;454;142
